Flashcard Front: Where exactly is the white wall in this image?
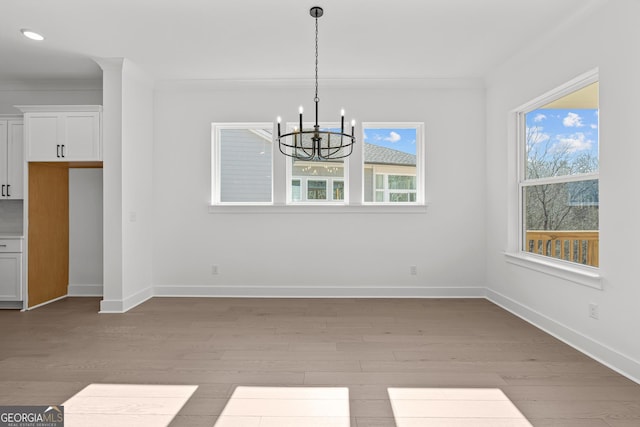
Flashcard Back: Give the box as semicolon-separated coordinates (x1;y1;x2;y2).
152;80;486;296
68;168;103;295
485;0;640;381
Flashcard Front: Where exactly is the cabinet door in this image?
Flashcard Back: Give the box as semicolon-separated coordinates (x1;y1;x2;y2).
65;113;101;161
0;121;7;197
0;253;22;301
7;121;24;199
27;113;61;161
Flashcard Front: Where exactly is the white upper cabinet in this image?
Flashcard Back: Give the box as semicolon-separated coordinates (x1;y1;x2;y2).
18;106;102;162
0;118;24;199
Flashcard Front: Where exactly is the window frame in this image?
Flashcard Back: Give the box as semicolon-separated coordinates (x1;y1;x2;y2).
211;122;275;206
361;122;425;206
509;69;601;287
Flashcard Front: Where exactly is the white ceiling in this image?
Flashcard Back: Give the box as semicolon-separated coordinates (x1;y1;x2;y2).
0;0;596;83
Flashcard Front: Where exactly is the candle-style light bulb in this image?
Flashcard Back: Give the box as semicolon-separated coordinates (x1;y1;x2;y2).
340;109;345;133
351;119;355;136
277;116;281;137
299;106;303;133
299;106;304;114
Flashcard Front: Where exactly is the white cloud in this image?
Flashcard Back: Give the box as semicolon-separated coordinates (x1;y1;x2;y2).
563;112;584;127
590;124;598;129
384;131;401;143
533;113;547;122
553;132;592;153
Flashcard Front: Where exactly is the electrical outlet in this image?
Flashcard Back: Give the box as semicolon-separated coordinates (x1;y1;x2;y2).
589;303;599;319
410;265;417;275
212;265;219;275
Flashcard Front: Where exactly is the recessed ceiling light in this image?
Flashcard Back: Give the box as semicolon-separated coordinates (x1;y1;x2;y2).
21;29;44;41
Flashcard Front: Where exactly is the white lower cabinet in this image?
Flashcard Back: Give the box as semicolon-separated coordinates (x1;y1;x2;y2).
0;251;22;301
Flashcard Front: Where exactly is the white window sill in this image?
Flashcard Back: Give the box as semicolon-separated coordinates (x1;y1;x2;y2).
208;203;428;214
504;252;602;290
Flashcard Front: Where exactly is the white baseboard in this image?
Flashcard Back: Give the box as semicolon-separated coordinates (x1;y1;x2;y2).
486;288;640;385
68;284;103;297
152;285;486;298
99;286;153;313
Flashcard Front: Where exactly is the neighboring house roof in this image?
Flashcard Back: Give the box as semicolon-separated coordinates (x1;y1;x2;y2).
364;143;416;166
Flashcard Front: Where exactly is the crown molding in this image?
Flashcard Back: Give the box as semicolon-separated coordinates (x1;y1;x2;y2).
156;77;485;91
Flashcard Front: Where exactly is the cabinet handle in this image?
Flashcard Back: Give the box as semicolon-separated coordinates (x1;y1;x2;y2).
6;185;9;197
61;145;65;158
0;244;6;247
1;185;4;197
57;145;61;158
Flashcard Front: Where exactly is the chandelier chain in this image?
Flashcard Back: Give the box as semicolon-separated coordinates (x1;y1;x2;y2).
314;16;319;103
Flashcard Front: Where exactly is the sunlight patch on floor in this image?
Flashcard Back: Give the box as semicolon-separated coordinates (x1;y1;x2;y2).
214;386;350;427
388;388;532;426
62;383;198;427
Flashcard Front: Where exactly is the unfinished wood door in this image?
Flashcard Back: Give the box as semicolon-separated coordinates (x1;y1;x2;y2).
28;163;69;308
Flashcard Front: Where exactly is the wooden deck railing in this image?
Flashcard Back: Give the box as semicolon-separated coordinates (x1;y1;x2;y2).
526;230;599;267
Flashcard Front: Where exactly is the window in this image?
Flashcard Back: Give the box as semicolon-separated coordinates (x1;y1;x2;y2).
519;79;599;267
363;123;424;204
211;122;425;210
211;123;273;204
287;125;347;204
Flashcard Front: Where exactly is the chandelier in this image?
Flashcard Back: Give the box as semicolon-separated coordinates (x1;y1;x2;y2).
277;6;356;161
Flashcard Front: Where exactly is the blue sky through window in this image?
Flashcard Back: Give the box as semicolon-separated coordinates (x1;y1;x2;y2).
526;108;599;162
364;128;417;155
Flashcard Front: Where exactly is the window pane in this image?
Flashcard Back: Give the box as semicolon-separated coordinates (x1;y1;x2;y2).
375;191;384;202
388;175;416;190
523;179;599;266
291;180;301;202
390;193;409;202
307;180;327;200
375;174;384;189
333;181;344;201
525;83;599;179
219;127;272;203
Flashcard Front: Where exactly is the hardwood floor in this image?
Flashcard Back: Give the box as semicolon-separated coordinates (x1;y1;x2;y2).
0;297;639;426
